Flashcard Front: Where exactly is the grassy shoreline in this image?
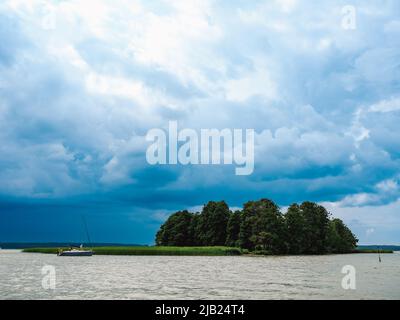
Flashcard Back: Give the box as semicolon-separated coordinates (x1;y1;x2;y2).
22;246;393;256
22;246;242;256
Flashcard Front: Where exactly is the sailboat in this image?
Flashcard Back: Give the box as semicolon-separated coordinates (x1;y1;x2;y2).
57;246;93;256
58;216;93;257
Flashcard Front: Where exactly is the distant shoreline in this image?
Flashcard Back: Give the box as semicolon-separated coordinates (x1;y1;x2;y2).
21;246;394;256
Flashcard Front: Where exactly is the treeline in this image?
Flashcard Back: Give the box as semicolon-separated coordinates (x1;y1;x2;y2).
156;199;358;254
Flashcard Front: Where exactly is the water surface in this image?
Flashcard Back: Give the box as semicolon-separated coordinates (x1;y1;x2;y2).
0;250;399;299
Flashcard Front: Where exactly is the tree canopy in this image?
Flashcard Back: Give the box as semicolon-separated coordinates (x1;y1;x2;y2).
155;199;358;254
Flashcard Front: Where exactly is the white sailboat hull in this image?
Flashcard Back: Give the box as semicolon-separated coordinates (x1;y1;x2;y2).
58;250;93;256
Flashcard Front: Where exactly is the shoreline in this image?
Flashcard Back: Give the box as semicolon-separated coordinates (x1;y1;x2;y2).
21;246;394;256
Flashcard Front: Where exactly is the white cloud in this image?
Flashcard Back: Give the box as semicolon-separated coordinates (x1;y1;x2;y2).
347;108;370;147
322;199;400;244
369;97;400;113
275;0;298;13
0;0;399;217
85;72;148;104
225;59;278;102
334;178;399;207
376;179;399;192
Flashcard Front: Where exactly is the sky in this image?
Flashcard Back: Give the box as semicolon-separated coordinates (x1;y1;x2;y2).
0;0;399;245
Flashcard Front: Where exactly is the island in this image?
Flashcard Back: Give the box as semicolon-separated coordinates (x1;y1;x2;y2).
155;199;359;255
22;198;393;256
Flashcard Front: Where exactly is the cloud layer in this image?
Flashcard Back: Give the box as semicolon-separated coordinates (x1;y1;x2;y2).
1;0;400;244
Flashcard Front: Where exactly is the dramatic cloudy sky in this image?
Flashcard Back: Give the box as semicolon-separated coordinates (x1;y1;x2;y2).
1;0;399;244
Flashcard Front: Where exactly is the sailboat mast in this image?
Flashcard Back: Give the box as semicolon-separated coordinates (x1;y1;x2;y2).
81;215;92;248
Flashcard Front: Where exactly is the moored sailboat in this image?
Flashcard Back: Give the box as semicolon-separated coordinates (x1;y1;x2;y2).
57;246;93;256
58;216;93;257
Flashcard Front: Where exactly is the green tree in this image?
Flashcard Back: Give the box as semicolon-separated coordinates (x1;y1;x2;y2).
155;210;193;246
238;211;254;249
225;210;241;247
197;201;230;246
284;204;306;254
326;218;358;253
189;213;201;246
300;202;330;254
240;199;286;253
250;231;273;251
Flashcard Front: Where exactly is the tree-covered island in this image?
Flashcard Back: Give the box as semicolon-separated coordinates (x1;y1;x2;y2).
156;199;359;255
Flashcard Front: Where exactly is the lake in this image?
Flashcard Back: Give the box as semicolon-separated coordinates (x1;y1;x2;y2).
0;250;399;299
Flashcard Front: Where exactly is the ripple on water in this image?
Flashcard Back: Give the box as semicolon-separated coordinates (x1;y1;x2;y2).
0;251;399;299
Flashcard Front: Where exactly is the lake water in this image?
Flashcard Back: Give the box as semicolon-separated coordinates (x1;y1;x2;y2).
0;250;399;300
